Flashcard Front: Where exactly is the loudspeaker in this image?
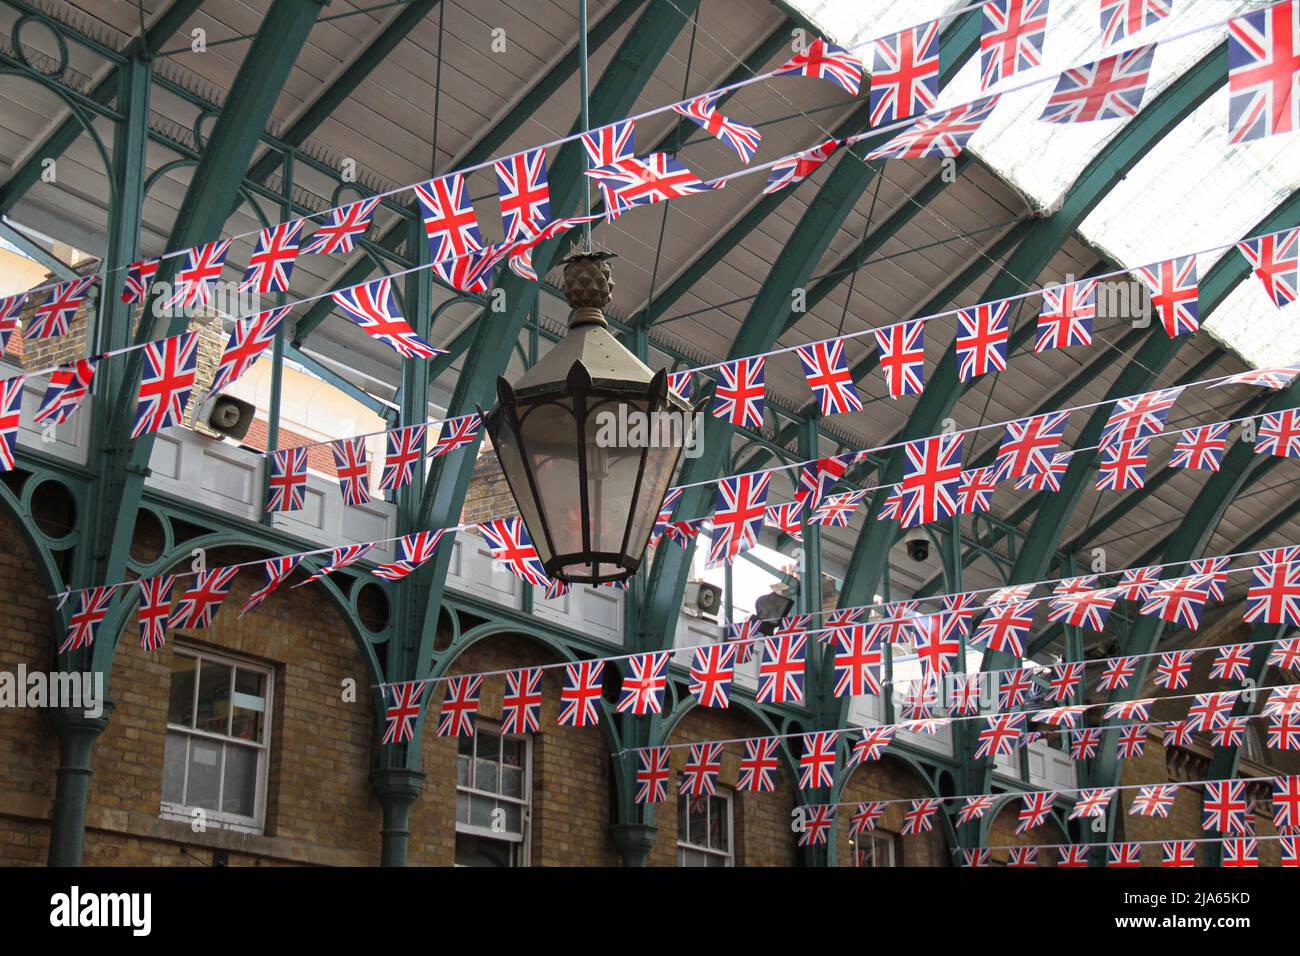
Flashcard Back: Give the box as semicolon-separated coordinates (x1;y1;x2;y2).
684;580;723;618
199;393;256;440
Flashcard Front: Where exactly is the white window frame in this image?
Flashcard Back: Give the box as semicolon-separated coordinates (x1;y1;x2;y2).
851;830;899;867
676;790;735;866
160;643;273;834
454;721;533;867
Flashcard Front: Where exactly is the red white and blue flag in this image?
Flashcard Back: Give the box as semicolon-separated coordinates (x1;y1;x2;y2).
1212;644;1254;683
993;410;1069;481
210;306;291;396
267;446;308;513
1107;843;1142;867
869;23;941;126
382;681;425;745
1135;256;1199;337
689;643;737;709
1100;0;1173;46
502;668;543;735
850;802;887;836
763;138;839;194
297;544;373;587
1100;387;1182;447
867;96;1000;160
1047;661;1085;702
379;424;427;493
833;624;883;697
766;501;803;541
798;806;836;846
798;731;838;789
617;652;670;716
1141;575;1212;630
34;358;96;426
634;747;670;804
1048;589;1116;631
975;713;1026;758
1039;45;1155;123
1245;559;1300;626
331;437;371;507
795;454;850;513
957;466;998;514
972;601;1035;655
1203;780;1251;834
301;198;380;255
1269;638;1300;669
1223;837;1259;867
1236;227;1298;307
27;276;95;340
1095;438;1150;491
580;119;635;168
901;797;942;835
480;516;549;587
1170;422;1231;471
1271;774;1300;830
850;726;895;766
137;575;174;651
873;319;925;398
558;660;603;727
711;356;765;429
796;338;861;415
239;556;300;616
1256;409;1300;459
1036;278;1096;352
757;633;806;704
59;586;118;653
0;293;24;354
436;675;482;737
121;259;158;305
680;743;724;797
913;613;962;687
586;154;712;214
373;530;444;581
1153;649;1194;690
1130;783;1178;817
708;471;770;567
414;172;483;267
1015;451;1070;492
332;277;445;359
897;433;964;527
810;490;866;527
165;240;231;310
168;566;239;630
1227;2;1300;143
495;147;552;241
775;38;863;95
1016;791;1055;832
978;0;1050;89
957;301;1011;382
672;91;762;163
738;737;780;792
957;795;997;825
132;332;198;438
241;219;303;294
430;413;481;458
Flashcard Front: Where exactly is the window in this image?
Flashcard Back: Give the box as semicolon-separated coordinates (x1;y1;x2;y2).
161;645;272;832
850;831;900;867
455;724;531;866
677;791;733;866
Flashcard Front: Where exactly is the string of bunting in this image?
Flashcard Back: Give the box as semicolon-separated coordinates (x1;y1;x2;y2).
955;834;1294;868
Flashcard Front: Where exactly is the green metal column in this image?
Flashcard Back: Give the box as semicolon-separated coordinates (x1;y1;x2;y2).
46;705;115;868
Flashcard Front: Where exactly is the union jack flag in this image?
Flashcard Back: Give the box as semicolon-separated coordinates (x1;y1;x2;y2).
1052;845;1087;867
137;575;174;651
1213;366;1300;390
832;625;883;697
850;726;895;766
757;634;806;704
667;370;694;402
1047;661;1085;702
775;37;863;95
634;747;670;804
436;675;482;737
956;466;998;515
798;731;838;789
1222;837;1259;867
986;583;1035;605
210;306;291;396
414;172;483;268
672;91;762;163
975;713;1026;758
850;801;887;834
1139;574;1211;630
765;501;803;541
737;737;780;792
1286;836;1300;866
1101;387;1182;447
59;586;118;653
897;433;964;528
795;454;849;513
963;847;993;867
1106;697;1154;721
898;797;939;835
1015;451;1070;492
296;544;373;587
876;486;903;519
1187;692;1238;733
1070;787;1116;820
27;276;96;340
949;673;982;715
34;358;96;427
1156;840;1195;867
132;332;198;438
502;668;543;735
1192;556;1231;601
0;293;24;355
1131;783;1178;817
1269;711;1300;750
494;147;552;242
872;319;925;398
331;437;371;507
796;338;861;416
871;600;921;646
1155;649;1194;689
1170;422;1231;471
810;491;866;527
994;410;1069;481
998;668;1035;709
1212;643;1254;683
1245;559;1300;625
1237;227;1299;307
957;795;997;825
1016;791;1055;833
382;681;425;744
586;154;711;214
708;471;769;567
711;356;765;429
429;413;480;458
1100;0;1173;46
121;258;159;304
266;446;308;513
1115;723;1148;759
1007;846;1039;867
1227;2;1300;143
617;651;669;715
688;642;736;709
1212;716;1251;748
1117;565;1160;601
1272;774;1300;830
480;517;549;587
979;0;1050;89
558;660;603;727
956;300;1011;382
1055;574;1099;595
1106;843;1142;867
239;556;300;616
913;613;962;686
241;219;303;294
332;277;444;359
301;198;380;255
372;530;443;581
1035;704;1087;726
867;96;1000;161
1134;256;1199;337
1265;684;1300;717
168;566;239;630
580;119;635;168
870;23;941;126
165;240;231;310
1256;409;1300;459
763;138;840;195
680;743;723;797
798;805;836;846
1036;278;1097;352
379;424;427;493
1203;780;1251;834
1040;45;1155;124
1269;637;1300;669
1069;728;1102;759
1095;438;1150;491
943;592;980;634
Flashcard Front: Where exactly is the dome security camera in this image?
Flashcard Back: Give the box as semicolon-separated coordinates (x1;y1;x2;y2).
903;527;930;563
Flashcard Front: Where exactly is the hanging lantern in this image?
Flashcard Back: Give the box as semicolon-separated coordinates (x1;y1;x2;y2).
483;252;692;585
